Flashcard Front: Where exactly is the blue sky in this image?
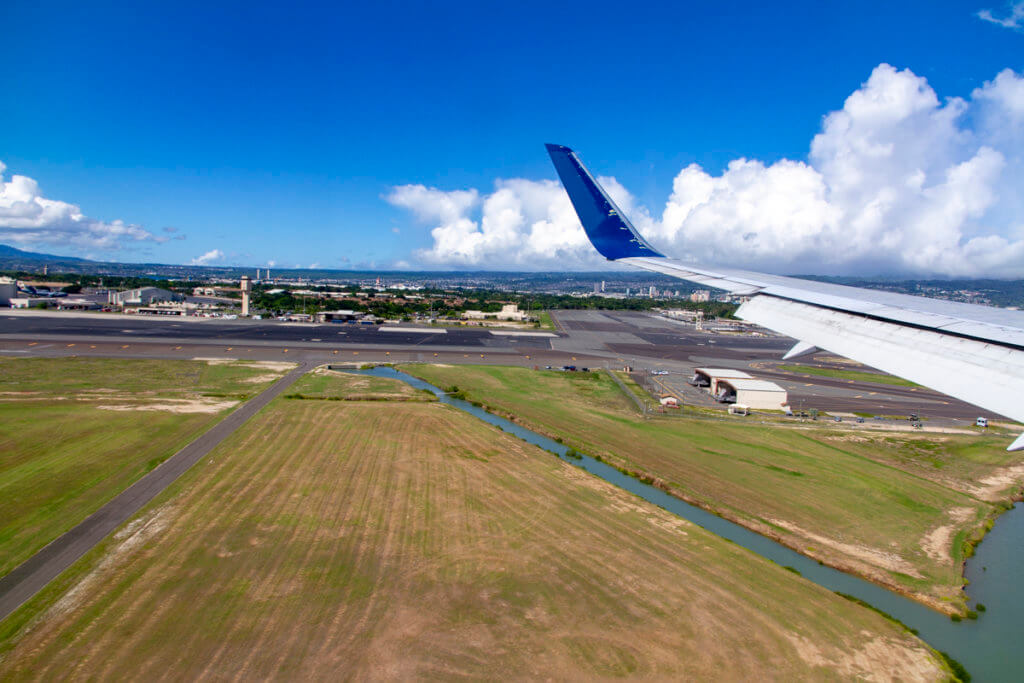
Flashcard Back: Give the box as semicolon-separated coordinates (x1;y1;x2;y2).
1;0;1023;274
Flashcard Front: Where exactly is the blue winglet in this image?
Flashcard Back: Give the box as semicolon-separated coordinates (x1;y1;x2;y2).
545;144;664;260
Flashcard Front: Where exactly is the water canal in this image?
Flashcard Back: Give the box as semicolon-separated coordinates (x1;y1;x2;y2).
349;366;1021;681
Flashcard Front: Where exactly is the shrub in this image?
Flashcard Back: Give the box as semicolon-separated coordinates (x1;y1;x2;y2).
938;651;971;682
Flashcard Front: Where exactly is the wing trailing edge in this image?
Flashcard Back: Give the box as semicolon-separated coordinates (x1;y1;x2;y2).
547;144;1024;449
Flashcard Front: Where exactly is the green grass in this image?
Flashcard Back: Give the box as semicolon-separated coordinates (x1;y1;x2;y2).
285;368;434;401
0;384;946;679
0;358;289;577
536;310;555;330
778;364;921;387
611;370;648;406
404;364;1022;613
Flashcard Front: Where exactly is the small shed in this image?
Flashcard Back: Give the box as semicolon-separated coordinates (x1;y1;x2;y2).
659;395;680;407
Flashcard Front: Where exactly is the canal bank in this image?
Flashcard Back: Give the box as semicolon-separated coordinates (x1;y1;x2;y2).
351;366;1020;681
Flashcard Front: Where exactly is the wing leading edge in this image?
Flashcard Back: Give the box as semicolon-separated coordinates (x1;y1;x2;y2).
546;143;1024;451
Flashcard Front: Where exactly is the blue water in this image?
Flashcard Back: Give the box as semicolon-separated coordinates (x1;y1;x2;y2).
350;367;1022;681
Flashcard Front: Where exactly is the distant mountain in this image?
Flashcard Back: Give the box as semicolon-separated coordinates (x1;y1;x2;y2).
0;244;92;264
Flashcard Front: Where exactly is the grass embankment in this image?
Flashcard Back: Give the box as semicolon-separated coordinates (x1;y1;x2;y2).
0;358;291;577
537;310;556;330
0;371;948;679
285;367;435;401
778;364;920;387
405;365;1024;614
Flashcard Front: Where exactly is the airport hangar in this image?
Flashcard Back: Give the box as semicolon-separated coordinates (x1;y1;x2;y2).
690;368;789;410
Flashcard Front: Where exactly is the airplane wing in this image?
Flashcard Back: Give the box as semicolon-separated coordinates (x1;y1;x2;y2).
546;143;1024;450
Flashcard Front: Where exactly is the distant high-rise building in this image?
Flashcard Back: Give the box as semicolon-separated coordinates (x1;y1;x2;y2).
601;280;605;292
649;286;657;297
689;289;711;303
593;282;600;294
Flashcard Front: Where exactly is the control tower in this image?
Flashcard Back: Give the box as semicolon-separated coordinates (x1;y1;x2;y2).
240;276;252;317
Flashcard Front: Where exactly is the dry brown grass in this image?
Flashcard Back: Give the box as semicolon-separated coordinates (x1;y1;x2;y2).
1;396;945;680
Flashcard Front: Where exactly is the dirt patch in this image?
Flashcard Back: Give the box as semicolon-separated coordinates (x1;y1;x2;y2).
238;361;295;372
767;518;923;578
98;398;238;414
47;508;174;622
918;507;972;566
786;631;941;680
191;357;237;365
241;374;282;384
972;463;1024;500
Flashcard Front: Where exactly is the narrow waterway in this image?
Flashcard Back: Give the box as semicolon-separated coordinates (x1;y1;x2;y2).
350;367;1020;681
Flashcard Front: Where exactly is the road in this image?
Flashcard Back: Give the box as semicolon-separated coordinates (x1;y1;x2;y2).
0;361;313;622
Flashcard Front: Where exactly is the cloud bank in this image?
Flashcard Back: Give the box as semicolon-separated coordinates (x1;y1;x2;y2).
389;64;1024;276
0;162;162;251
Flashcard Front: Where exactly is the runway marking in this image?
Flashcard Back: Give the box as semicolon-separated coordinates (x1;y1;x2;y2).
226;347;233;351
283;349;289;353
66;343;75;347
28;342;37;346
352;351;359;355
90;345;96;349
333;350;338;354
121;345;129;349
174;346;182;350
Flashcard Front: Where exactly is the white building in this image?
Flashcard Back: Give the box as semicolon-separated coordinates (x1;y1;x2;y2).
715;379;788;410
109;287;184;307
0;277;16;306
690;368;753;394
689;290;711;303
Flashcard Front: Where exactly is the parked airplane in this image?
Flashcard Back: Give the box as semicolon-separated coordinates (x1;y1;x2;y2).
546;144;1024;451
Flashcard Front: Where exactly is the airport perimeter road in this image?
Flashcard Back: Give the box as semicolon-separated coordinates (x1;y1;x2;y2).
0;361;313;623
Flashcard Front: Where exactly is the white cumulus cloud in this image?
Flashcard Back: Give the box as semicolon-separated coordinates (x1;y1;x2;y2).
389;64;1024;276
0;161;162;251
191;249;224;265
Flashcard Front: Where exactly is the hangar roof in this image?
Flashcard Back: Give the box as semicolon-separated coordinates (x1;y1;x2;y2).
720;379;786;393
695;368;752;378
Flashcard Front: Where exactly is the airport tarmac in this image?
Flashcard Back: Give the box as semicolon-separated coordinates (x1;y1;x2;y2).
0;308;989;422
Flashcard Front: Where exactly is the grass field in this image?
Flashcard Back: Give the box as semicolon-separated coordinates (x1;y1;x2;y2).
285;367;435;401
777;364;920;387
0;372;947;679
405;364;1024;614
0;358;291;578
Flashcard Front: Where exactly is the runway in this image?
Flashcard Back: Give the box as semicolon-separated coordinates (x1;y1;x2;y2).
0;308;988;422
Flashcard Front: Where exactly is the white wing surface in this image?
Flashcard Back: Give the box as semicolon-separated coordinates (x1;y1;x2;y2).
546;144;1024;450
